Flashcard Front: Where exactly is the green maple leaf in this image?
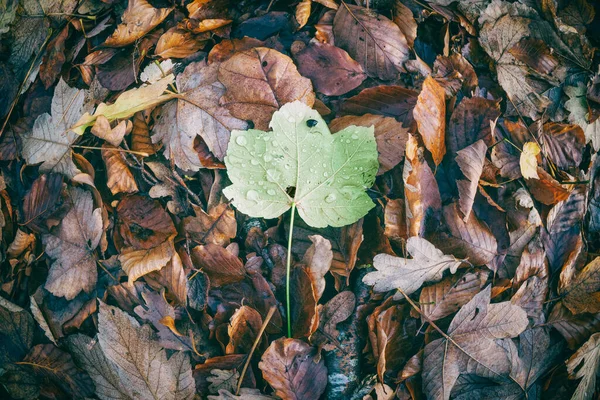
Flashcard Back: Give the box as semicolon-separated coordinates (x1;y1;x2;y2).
224;101;378;228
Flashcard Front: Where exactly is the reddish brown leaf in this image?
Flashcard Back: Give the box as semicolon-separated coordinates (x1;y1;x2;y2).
116;195;176;250
103;0;172;47
191;243;246;286
184;203;237;246
414;76;446;166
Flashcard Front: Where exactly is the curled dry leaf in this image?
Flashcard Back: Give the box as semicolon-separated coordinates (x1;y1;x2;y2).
155;28;208;59
218;48;315;130
566;332;600;400
43;187;103;300
333;3;409;80
91;115;131;146
226;305;263;354
403;134;442;237
329;114;409;175
456;140;488;220
294;42;366;96
393;0;417;48
22;173;65;233
526;167;572;205
184;203;237;246
413;76;447;166
103;0;172;47
363;237;463;297
295;0;311;29
259;338;327;400
120;238;176;284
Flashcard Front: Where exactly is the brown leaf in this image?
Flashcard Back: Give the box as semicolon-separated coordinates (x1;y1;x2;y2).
330;114;409;174
155;28;208;59
22;174;66;233
525;167;572;205
20;344;94;397
333;3;409;80
208;38;266;64
384;198;408;244
119;238;175;284
548;302;600;349
194;355;256;395
259;338;327;400
560;257;600;314
539;122;585;170
433;53;478;92
290;265;319;339
116;195;177;250
218;47;315;130
403;134;442;237
145;161;193;215
226;305;263;354
191;243;246;286
393;0;417;48
456;140;488;220
340;85;418;128
39;25;69;89
132;111;158;156
508;37;560;76
43;188;103;300
102;145;138;195
184;203;236;246
294;42;366;96
414;76;446;165
104;0;172;47
419;270;489;322
181;18;232;33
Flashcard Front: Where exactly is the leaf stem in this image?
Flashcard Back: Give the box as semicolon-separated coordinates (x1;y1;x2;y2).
286;202;296;338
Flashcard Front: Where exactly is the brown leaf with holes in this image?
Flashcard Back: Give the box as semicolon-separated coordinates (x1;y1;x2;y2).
104;0;172;47
218;48;315;130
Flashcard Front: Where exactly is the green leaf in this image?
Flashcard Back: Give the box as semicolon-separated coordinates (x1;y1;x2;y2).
223;101;378;228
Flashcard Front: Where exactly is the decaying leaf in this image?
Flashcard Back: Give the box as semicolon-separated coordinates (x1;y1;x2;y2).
567;332;600;400
333;3;409;80
103;0;172;47
43;187;103;300
422;286;529;400
258;338;327;400
364;237;464;297
223;101;378;228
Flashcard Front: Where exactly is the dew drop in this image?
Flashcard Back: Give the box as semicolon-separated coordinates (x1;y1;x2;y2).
352;134;359;139
258;181;265;186
247;190;259;202
325;193;337;203
287;116;296;123
323;172;329;177
264;154;273;162
267;189;276;196
236;136;248;146
284;163;291;169
250;159;259;165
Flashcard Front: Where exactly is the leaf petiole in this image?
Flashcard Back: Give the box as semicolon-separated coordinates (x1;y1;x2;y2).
286;202;296;338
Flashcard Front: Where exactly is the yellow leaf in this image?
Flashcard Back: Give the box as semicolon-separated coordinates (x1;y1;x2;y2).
520;142;540;180
296;0;311;29
72;75;177;135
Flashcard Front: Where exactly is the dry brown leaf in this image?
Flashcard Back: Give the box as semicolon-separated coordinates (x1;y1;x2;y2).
310;291;355;351
132;111;157;156
119;238;175;284
116;195;176;250
218;47;315;130
101;145;138;195
181;18;232;33
413;76;447;166
384;198;408;244
525;168;572;205
104;0;172;47
329;114;409;174
333;3;409;80
341;85;418;128
184;203;236;246
259;338;327;400
447;97;501;157
560;257;600;314
22;174;66;233
144;251;188;306
208;37;266;64
294;42;366;96
155;28;208;59
393;0;417;48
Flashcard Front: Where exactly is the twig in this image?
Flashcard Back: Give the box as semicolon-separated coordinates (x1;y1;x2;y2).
236;306;276;395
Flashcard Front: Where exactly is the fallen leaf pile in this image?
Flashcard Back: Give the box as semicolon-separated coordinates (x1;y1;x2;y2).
1;0;600;399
